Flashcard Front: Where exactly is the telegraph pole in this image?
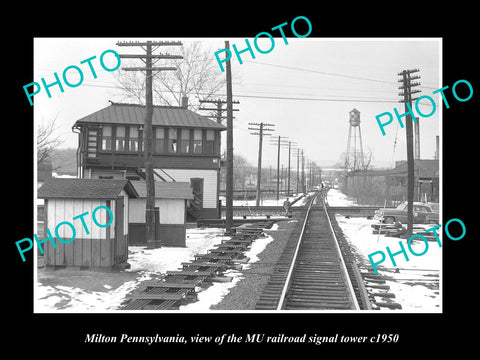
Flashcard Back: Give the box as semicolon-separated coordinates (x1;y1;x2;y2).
269;136;289;200
276;140;296;197
225;41;234;234
286;141;298;196
398;68;421;238
249;122;275;205
199;98;240;124
117;40;183;247
301;149;305;194
287;141;291;196
294;148;300;194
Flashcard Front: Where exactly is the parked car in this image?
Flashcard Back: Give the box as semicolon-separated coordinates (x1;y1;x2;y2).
425;203;439;224
374;202;437;224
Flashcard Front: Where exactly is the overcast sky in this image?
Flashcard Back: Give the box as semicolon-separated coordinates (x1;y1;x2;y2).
33;37;440;169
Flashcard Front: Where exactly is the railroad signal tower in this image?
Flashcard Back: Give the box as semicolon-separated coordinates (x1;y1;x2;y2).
345;108;365;171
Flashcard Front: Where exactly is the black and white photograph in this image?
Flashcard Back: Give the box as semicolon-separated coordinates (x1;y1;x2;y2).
32;36;442;314
8;9;477;355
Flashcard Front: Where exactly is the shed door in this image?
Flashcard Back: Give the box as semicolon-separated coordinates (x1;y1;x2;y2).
190;178;204;205
114;196;126;264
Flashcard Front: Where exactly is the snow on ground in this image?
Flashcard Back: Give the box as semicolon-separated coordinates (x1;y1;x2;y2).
35;275;148;312
178;233;274;311
127;228;227;275
326;188;357;206
35;227;275;312
327;188;441;312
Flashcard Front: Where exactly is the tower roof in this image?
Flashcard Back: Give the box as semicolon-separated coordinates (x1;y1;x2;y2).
73;102;226;130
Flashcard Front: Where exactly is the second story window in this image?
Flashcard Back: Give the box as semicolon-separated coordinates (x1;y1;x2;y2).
205;130;215;154
129;126;139;152
116;126;126;151
168;128;177;153
101;126;112;151
193;129;202;154
180;129;190;153
155;128;165;153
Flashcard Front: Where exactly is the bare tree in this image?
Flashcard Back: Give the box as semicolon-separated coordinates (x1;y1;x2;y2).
37;117;63;168
338;149;374;197
114;41;227;110
233;153;252;190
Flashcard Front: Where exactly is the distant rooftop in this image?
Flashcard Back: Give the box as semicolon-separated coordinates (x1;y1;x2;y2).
388;159;439;178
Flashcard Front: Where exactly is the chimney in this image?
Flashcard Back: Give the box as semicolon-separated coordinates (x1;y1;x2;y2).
181;96;188;109
435;135;439;160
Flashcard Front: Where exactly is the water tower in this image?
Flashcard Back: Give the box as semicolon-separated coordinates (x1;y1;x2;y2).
345;108;364;171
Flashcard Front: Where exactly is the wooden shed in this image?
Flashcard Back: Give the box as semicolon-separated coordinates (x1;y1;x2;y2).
128;181;193;247
37;178;138;270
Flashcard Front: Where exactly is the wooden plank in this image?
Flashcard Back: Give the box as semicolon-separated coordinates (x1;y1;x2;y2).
82;237;91;266
101;201;111;267
194;254;233;260
92;238;101;267
73;201;85;266
63;199;75;266
166;270;215;276
74;237;83;266
221;239;253;244
152;300;178;310
64;241;75;266
209;249;244;254
181;262;226;268
127;293;184;301
53;199;65;266
123;299;151;310
145;283;197;289
100;235;110;266
215;244;248;250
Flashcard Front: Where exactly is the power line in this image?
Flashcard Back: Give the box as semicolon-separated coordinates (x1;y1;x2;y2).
244;60;439;90
58;78;438;106
244;60;398;85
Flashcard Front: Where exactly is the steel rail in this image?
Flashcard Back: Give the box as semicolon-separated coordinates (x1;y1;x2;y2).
276;191;360;310
322;196;360;310
275;192;319;310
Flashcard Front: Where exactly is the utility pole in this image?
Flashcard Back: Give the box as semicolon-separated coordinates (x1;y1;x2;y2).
248;122;275;205
275;140;297;197
414;117;420;160
269;136;289;200
294;148;300;194
398;68;421;238
117;40;183;248
225;41;234;234
301;149;305;194
199;98;240;124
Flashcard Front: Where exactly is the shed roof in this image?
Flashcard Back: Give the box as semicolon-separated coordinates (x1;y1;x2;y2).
74;102;226;130
130;181;193;200
37;178;138;199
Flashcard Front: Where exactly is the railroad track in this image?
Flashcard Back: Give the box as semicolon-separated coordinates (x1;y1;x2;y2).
255;192;371;310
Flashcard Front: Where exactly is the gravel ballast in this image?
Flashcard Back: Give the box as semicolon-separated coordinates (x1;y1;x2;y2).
210;214;302;310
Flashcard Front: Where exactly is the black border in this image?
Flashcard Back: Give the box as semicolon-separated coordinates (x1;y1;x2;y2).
8;6;478;355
